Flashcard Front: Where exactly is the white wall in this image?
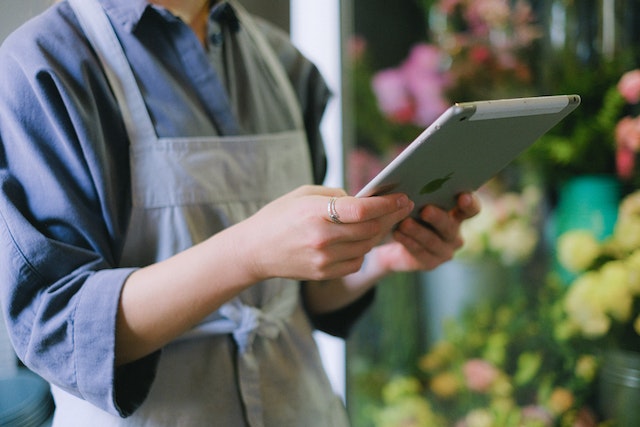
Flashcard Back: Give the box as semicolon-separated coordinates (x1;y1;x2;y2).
0;0;51;42
290;0;347;401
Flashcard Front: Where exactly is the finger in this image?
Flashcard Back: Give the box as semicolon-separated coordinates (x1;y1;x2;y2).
327;194;413;225
395;217;461;257
415;205;462;244
451;192;481;222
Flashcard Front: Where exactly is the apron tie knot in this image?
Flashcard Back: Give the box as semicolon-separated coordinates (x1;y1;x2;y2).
219;299;282;354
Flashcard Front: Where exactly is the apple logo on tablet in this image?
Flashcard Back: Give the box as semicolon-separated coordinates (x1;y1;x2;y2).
420;172;453;194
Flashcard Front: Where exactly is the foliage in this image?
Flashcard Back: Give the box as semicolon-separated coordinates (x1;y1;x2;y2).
365;191;640;427
369;273;602;427
524;64;640;189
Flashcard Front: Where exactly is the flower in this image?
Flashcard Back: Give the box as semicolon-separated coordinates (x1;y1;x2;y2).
370;271;602;427
427;0;540;102
457;181;542;265
547;387;575;416
372;44;451;127
348;0;540;196
462;359;499;393
430;371;461;399
559;190;640;348
557;231;600;273
614;69;640;182
618;69;640;103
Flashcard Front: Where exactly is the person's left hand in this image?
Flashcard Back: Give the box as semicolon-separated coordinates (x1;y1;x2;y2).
373;192;480;273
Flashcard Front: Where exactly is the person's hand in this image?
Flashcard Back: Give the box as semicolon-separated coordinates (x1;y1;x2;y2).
237;185;415;282
371;192;480;273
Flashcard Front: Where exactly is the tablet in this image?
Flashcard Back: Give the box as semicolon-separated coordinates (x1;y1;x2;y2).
355;95;580;214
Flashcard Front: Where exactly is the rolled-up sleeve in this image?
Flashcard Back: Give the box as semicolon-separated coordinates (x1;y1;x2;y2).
0;10;157;416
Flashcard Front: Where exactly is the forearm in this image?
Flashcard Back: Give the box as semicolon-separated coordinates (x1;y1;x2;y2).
115;225;258;366
115;188;416;365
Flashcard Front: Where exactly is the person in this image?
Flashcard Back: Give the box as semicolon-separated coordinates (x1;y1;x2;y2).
0;0;480;425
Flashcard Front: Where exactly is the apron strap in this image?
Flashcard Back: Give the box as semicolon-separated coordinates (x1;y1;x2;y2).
68;0;157;145
229;0;306;130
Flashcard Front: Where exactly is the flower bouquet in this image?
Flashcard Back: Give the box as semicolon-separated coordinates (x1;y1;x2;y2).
558;190;640;349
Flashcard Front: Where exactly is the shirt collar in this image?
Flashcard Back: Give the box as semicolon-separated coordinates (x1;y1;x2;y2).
97;0;154;33
96;0;238;34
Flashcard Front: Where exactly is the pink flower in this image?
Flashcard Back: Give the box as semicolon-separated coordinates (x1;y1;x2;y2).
618;69;640;104
372;43;450;127
371;68;415;124
401;44;450;126
403;44;445;73
615;116;640;179
462;359;499;392
521;406;553;426
616;116;640;151
617;146;636;180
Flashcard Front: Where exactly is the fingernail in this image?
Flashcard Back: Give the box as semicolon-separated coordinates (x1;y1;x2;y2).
397;194;410;208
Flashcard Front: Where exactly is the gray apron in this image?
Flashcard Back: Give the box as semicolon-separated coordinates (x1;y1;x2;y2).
52;0;350;426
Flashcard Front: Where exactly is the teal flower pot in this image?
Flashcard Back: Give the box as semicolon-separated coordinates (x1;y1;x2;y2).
552;174;621;284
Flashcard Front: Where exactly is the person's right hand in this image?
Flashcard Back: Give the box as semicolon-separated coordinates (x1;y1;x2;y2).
236;185;414;282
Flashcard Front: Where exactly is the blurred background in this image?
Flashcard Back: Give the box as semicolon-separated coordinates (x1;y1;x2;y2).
4;1;640;426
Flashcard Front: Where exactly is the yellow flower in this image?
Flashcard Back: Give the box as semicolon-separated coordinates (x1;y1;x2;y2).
564;272;611;338
418;341;456;372
547;387;575;415
429;371;460;399
575;355;598;382
613;219;640;252
382;376;422;404
615;190;640;251
557;230;600;272
625;249;640;294
599;261;633;322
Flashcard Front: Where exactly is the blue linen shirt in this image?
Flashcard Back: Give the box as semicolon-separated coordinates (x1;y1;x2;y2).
0;0;371;417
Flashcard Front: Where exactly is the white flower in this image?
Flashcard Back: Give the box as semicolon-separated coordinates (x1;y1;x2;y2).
458;184;540;264
489;219;538;265
565;272;611;338
613;218;640;252
599;261;633;322
625;250;640;294
464;409;494;427
557;230;600;272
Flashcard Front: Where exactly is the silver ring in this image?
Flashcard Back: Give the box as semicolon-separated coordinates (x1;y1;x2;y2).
328;197;343;224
